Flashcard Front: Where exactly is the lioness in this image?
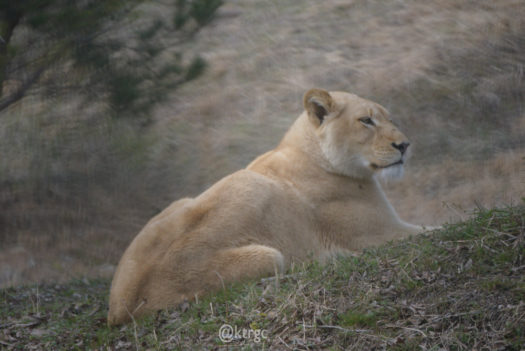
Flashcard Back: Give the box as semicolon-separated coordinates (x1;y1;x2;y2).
108;89;430;325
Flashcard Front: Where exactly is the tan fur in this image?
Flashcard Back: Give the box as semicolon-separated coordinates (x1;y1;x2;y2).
108;89;430;325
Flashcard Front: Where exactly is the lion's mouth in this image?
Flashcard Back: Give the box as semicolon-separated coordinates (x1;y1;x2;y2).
371;160;403;169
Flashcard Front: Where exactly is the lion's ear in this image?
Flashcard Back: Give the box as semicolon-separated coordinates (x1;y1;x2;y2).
303;88;334;126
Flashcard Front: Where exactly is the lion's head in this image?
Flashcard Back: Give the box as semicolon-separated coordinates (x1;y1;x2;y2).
303;88;410;180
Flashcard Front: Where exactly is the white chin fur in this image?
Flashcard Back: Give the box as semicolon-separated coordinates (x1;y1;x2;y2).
378;164;404;182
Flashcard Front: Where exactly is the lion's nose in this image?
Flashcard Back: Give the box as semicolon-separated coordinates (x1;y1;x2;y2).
392;142;409;155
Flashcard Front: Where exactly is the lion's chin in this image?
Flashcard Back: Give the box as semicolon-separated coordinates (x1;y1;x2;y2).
378;164;404;182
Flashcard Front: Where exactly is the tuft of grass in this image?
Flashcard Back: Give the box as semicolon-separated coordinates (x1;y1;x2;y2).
338;310;378;328
1;204;524;350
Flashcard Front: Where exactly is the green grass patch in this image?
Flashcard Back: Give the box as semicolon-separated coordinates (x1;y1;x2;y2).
338;310;378;328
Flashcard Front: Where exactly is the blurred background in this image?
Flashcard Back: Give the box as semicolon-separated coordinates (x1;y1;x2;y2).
0;0;523;288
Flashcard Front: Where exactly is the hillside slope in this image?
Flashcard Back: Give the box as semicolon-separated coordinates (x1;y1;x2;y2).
1;0;524;292
1;204;523;350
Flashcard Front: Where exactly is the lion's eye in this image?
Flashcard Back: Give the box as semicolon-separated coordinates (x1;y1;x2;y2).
359;117;375;126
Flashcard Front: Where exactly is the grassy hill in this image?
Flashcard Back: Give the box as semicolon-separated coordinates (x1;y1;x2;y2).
2;204;523;350
1;0;524;288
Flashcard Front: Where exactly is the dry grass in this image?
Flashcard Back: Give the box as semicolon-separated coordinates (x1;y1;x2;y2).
0;0;524;286
386;151;525;226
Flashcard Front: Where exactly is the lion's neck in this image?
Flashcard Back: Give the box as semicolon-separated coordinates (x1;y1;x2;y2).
277;113;332;170
247;113;380;201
